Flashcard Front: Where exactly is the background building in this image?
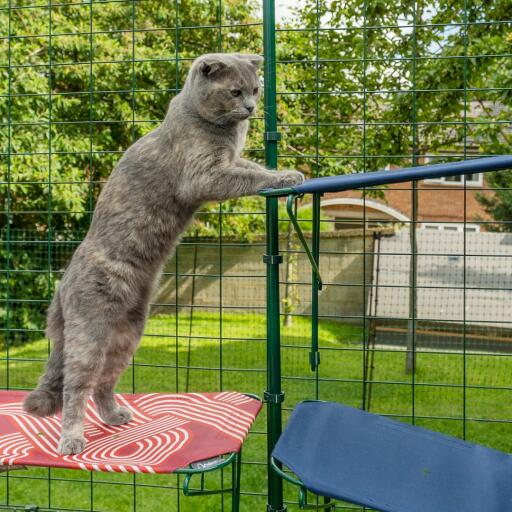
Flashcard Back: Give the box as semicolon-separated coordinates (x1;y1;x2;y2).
322;157;492;233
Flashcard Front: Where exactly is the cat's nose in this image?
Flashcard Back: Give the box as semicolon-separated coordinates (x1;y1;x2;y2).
245;105;255;114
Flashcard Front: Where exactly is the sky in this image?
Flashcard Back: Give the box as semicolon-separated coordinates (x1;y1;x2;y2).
275;0;295;20
274;0;305;23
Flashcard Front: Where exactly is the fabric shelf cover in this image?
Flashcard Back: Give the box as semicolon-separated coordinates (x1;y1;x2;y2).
273;401;512;512
0;391;261;474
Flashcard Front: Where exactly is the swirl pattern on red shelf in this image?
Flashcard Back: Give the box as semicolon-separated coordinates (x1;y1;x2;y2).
0;391;261;474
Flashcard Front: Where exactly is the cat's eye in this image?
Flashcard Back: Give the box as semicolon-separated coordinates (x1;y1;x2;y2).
253;87;259;95
230;89;242;97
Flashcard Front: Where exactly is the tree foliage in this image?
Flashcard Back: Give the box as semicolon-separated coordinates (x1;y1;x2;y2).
1;0;511;339
279;0;511;174
1;0;262;341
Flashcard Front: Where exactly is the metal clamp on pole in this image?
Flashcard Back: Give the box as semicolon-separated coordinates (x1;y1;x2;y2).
264;131;282;141
263;254;283;265
267;505;287;512
264;390;285;404
309;351;320;370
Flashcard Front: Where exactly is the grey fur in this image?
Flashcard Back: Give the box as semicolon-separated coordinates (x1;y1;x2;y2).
23;53;303;455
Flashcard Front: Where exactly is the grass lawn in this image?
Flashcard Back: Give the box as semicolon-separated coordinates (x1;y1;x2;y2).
2;312;512;511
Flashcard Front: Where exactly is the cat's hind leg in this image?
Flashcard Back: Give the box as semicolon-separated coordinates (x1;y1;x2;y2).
93;312;145;426
58;320;111;455
23;293;65;416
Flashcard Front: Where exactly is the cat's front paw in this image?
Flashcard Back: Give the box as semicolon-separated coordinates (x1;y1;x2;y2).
58;435;86;455
100;406;132;426
276;170;305;188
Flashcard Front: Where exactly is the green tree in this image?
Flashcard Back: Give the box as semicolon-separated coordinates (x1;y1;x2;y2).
424;1;512;229
1;0;262;342
478;171;512;231
279;0;511;176
2;0;511;340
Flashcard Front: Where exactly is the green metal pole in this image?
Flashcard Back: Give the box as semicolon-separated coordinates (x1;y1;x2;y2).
265;195;285;512
310;193;321;373
263;1;285;511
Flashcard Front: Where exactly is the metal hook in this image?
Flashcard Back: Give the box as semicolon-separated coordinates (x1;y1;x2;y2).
285;194;323;289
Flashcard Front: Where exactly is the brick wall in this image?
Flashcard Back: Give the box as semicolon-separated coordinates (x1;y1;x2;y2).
322;177;493;225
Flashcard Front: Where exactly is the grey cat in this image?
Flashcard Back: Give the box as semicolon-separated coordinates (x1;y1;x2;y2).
23;53;303;455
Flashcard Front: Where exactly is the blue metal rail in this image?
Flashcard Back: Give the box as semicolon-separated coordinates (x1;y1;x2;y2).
260;155;512;197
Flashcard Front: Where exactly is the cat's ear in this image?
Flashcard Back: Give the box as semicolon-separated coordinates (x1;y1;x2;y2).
198;57;227;78
240;54;264;69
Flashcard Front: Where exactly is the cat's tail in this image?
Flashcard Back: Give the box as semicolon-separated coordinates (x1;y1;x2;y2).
23;291;65;417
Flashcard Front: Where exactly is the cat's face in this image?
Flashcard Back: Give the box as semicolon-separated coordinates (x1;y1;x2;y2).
188;53;263;126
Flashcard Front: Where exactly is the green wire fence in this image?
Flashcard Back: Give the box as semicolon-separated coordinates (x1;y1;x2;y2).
1;0;512;510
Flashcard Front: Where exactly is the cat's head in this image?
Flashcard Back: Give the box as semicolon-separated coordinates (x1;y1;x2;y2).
185;53;263;126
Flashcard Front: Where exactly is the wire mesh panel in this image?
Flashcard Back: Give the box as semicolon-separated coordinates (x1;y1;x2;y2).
1;1;268;510
272;0;512;510
1;0;512;511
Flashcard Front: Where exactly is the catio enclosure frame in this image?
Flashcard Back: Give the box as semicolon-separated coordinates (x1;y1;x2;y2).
2;0;512;511
261;154;512;511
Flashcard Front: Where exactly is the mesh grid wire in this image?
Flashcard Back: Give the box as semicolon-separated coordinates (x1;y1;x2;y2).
1;0;512;511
